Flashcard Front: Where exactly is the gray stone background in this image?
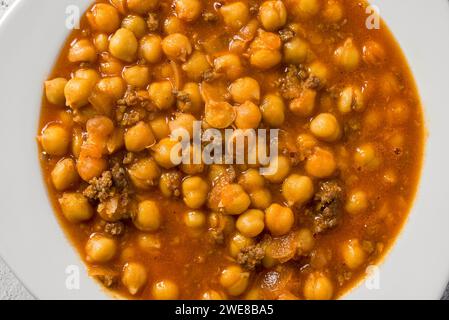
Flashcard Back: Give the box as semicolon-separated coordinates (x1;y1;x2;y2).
0;0;448;300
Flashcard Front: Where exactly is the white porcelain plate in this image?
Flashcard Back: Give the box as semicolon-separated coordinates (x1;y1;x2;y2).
0;0;448;300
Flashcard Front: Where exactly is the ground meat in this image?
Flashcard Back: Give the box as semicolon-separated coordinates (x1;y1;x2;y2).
279;28;295;42
111;163;128;189
161;170;183;198
202;12;218;23
83;171;114;202
104;221;125;236
147;13;159;32
304;75;322;90
95;274;118;288
237;245;265;270
249;2;259;15
122;152;136;165
84;163;132;222
277;65;308;100
174;89;192;109
310;181;343;234
118;88;150;108
116;106;147;127
201;69;219;82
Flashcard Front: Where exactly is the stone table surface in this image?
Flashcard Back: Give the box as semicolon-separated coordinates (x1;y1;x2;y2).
0;0;448;300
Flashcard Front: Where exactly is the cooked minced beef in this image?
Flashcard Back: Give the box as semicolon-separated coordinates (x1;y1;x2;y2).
237;245;265;270
310;181;343;234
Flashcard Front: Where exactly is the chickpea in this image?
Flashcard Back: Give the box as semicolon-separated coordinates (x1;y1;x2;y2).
122;15;147;39
182;51;211;81
235;101;262;129
250;48;282;70
354;143;380;170
308;61;330;85
175;0;202;22
201;290;226;300
72;127;83;158
229;232;255;257
214;54;244;81
123;65;150;88
110;0;126;14
296;0;320;18
94;33;109;52
345;190;368;215
177;82;203;113
153;137;180;169
205;101;236;129
134;200;161;232
322;0;344;23
162;33;192;62
303;272;334;300
289;88;317;117
96;77;126;100
45;78;68;106
64;78;94;109
164;16;185;34
296;133;317;153
284;37;309;65
250;188;272;210
86;115;114;137
99;53;124;76
122;262;147;295
159;170;182;198
182;176;209;209
335;38;360;72
59;192;93;223
148;81;175;110
128;157;161;189
184;210;206;229
180;145;205;175
259;1;287;31
310;113;341;142
85;234;117;263
51;158;79;191
137;233;161;251
106;127;125;154
244;287;263;300
220;265;250;296
139;35;163;63
238;169;265;192
219;2;249;31
341;239;366;270
152;280;180;300
236;209;265;238
125;121;156;152
40;124;70;156
87;4;120;33
265;203;294;236
296;228;315;255
387;99;410;126
260;94;285;127
229;77;260;104
263;155;291;183
109;28;138;62
77;154;107;181
68;39;97;64
338;85;365;114
282;175;314;206
305;147;336;178
127;0;159;14
363;40;386;65
149;117;170;141
169;113;196;137
221;184;251;215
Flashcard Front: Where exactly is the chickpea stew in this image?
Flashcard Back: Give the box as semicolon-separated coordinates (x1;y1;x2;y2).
37;0;424;300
